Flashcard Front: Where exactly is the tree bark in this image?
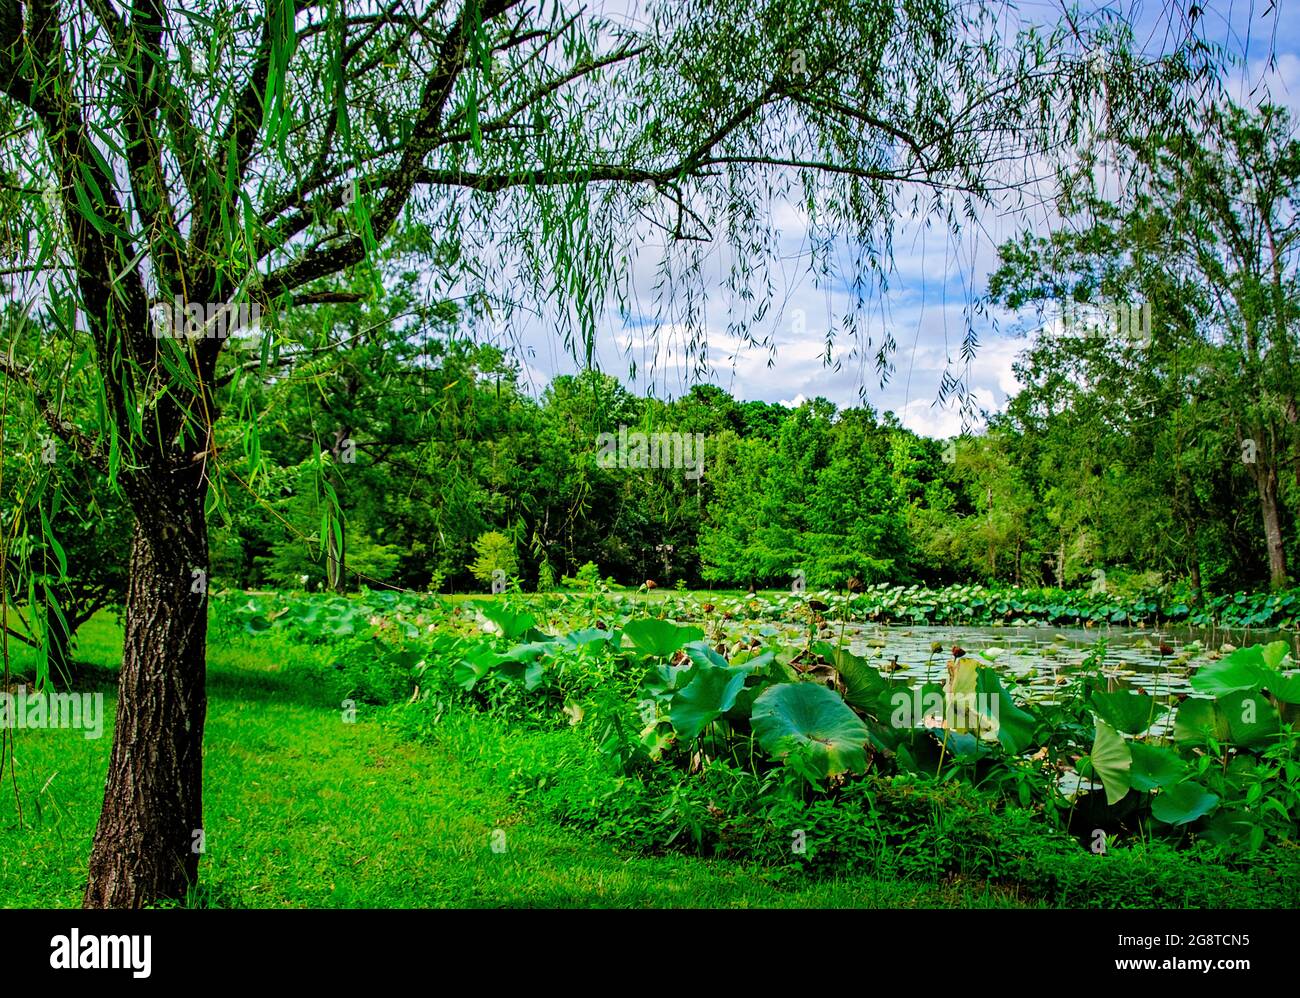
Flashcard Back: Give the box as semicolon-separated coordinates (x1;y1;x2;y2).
83;482;209;908
1256;463;1288;590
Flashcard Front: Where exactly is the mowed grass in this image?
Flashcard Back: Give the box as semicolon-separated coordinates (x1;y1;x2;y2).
0;613;1028;908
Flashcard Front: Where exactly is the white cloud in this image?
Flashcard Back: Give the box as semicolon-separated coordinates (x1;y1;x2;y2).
480;3;1296;441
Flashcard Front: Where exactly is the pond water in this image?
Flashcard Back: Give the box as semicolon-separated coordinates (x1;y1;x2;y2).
725;619;1300;728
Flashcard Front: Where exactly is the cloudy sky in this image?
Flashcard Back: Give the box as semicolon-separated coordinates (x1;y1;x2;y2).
492;2;1300;438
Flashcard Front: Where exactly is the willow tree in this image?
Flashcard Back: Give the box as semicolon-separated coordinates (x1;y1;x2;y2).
0;0;1207;906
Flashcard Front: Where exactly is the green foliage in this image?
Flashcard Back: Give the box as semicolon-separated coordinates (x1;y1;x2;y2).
673;581;1300;630
233;589;1300;871
622;619;704;658
469;532;519;586
668;662;750;740
196;355;1300;598
7;614;1004;908
0;0;1262;911
1087;719;1133;806
513;750;1299;907
750;683;870;779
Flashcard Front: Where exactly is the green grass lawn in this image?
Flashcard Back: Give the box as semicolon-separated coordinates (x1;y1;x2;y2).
0;615;1026;908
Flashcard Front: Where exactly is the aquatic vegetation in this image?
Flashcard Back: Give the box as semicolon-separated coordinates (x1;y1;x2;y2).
651;582;1300;631
224;590;1300;861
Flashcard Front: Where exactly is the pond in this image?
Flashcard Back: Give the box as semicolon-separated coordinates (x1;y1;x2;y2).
724;619;1300;730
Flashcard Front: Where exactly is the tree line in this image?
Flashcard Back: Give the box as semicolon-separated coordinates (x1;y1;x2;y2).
169;317;1300;598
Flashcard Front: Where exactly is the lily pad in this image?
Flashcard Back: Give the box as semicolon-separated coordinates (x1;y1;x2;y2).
624;619;705;658
1151;781;1219;825
751;682;870;778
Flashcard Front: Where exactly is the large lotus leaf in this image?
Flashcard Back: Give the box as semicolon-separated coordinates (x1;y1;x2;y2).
1090;689;1168;734
642;662;694;697
500;640;556;662
731;649;778;676
684;642;728;669
1259;640;1291;670
1128;742;1187;791
1221;690;1282;746
812;641;887;711
1151;781;1219;825
975;667;1037;752
494;657;546;691
1173;697;1232;745
555;628;614;652
452;645;505;692
751;683;870;778
478;603;536;641
623;619;705;658
1190;645;1275;696
669;664;748;739
1261;661;1300;704
1087;718;1132;806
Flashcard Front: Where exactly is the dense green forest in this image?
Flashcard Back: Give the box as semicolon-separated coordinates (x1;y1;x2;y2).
12;241;1294;609
207;338;1297;598
16;95;1298;617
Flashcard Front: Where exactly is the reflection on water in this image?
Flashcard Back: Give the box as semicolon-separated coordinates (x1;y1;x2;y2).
720;620;1300;737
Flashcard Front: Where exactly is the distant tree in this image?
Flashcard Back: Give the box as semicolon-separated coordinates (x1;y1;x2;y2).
468;530;518;586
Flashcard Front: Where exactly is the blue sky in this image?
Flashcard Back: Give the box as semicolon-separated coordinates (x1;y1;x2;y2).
494;2;1300;437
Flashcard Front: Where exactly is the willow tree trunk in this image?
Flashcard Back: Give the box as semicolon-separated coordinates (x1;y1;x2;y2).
83;479;209;908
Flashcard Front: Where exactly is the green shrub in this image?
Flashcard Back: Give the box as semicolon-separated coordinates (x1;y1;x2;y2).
507;734;1299;907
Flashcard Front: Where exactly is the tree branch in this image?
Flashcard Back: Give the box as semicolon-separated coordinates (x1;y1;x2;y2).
0;355;108;472
258;0;523;300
